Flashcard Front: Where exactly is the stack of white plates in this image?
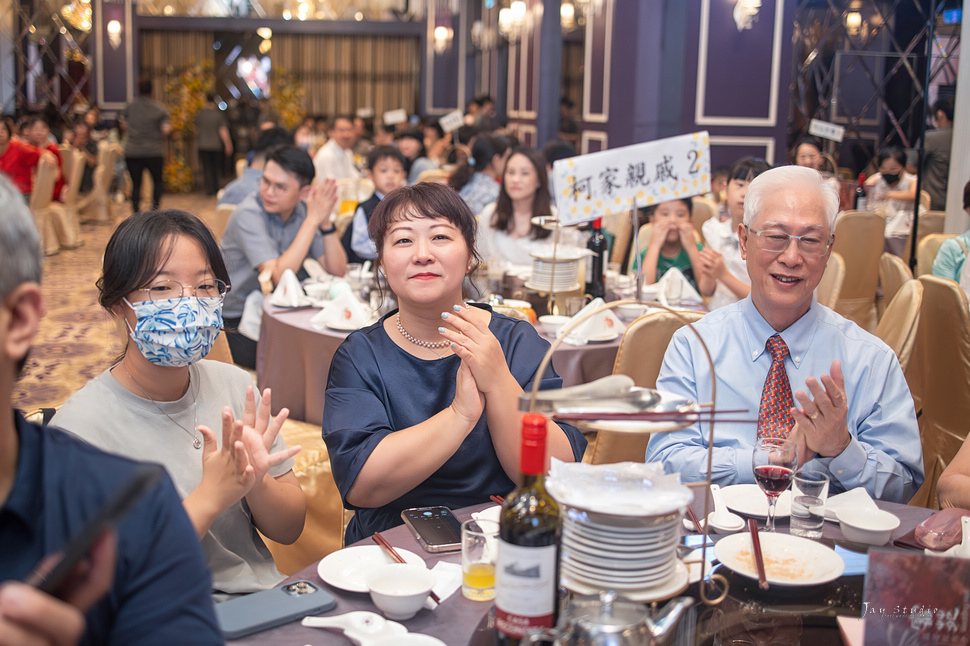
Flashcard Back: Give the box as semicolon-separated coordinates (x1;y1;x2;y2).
526;258;581;292
560;508;689;602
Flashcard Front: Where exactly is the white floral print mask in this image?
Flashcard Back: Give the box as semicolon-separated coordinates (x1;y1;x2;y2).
124;296;223;367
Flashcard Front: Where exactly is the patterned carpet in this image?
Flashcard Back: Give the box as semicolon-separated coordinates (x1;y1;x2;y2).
13;192;219;412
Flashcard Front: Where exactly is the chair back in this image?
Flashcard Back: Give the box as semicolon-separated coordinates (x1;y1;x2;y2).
415;168;450;185
203;204;236;243
874;279;922;373
691;195;717;245
357;178;375;202
878;252;913;320
603;209;634;267
29;153;58;212
58;143;74;183
832;212;884;331
78;143;119;223
906;275;970;508
235;157;247;178
61;149;86;208
916;233;955;277
582;309;704;465
816;251;845;309
903;210;945;267
919;190;931;213
204;332;234;364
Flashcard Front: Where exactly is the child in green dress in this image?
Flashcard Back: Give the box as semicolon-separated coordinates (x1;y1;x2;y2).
639;198;713;295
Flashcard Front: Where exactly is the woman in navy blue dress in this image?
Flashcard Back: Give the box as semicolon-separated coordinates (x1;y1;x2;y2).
322;182;586;543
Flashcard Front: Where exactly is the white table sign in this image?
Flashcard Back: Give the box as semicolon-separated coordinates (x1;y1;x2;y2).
383;108;408;126
809;119;846;143
552;131;712;226
438;109;465;134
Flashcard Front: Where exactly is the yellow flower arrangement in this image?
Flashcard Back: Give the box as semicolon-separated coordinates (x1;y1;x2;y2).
163;60;215;191
269;69;305;130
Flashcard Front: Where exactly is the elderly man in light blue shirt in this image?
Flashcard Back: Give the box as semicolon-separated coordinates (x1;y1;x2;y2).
647;165;923;503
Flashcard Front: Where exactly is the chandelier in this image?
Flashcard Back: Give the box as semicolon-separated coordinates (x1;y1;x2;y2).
60;0;92;32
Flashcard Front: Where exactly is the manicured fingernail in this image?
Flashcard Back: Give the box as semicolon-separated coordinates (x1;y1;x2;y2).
441;312;449;319
451;342;457;348
453;304;463;312
437;326;446;333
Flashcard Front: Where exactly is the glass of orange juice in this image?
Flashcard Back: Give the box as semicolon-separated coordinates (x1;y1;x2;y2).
461;519;499;601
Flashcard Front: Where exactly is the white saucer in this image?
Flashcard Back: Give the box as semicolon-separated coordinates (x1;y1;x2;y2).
524;280;583;293
317;545;426;592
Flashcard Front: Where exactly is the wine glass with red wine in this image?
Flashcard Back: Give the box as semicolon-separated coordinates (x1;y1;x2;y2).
751;437;798;532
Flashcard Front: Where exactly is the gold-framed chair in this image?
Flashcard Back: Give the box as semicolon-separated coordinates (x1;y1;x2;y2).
916;233;955;278
691;195;717;245
905;275;970;509
877;252;913;320
816;251;845;309
903;210;945;268
30;152;78;255
873;279;922;373
77;143;119;224
582;309;705;465
832;212;884;332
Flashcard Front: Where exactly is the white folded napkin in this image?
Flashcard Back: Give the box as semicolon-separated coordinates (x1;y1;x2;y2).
269;269;306;307
558;297;623;346
310;290;373;330
471;505;501;525
303;257;330;281
422;561;462;610
656;267;703;308
824;487;877;522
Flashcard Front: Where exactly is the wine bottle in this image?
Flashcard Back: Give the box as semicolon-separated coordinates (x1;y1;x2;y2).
854;173;867;211
585;217;606;299
494;414;560;646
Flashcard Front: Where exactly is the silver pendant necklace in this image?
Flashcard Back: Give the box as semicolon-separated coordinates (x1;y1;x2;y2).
397;313;450;358
121;359;202;449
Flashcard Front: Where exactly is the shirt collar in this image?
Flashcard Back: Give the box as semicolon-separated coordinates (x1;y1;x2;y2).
741;296;820;369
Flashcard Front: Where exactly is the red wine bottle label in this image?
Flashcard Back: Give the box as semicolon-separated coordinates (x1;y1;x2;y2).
494;541;557;638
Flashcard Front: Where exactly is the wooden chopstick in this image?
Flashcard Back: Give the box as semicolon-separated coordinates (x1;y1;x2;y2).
490;495;505;505
686;508;705;535
747;519;769;590
372;532;442;605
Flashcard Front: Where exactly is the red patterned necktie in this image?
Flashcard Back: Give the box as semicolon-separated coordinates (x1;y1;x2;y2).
757;334;794;440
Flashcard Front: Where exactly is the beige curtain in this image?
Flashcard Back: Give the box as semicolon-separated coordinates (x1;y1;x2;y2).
139;31;215;91
272;33;420;117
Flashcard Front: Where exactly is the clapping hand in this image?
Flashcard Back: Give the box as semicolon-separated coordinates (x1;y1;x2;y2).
438;305;510;396
791;360;851;459
238;387;302;484
306;178;339;228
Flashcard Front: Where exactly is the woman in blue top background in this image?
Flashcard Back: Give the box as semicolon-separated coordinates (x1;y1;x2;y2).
322;182;586;543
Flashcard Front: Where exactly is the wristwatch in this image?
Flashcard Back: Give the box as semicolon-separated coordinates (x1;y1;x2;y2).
319;223;337;235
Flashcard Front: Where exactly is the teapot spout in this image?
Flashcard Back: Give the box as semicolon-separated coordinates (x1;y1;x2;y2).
645;597;694;645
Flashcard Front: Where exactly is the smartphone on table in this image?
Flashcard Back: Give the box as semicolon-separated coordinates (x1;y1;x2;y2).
215;580;336;639
401;506;463;553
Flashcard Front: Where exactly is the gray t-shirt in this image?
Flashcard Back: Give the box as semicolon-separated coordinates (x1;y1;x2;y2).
121;95;169;158
195;107;228;152
220;192;327;318
51;360;294;598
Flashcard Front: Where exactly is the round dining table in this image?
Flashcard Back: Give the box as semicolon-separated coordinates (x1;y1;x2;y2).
257;300;626;426
226;498;935;645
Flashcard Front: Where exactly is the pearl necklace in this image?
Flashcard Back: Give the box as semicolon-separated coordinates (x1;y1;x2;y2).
121;359;202;449
396;313;450;353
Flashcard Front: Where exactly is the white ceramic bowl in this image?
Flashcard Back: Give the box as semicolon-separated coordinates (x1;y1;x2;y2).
615;304;648;321
837;507;900;545
366;563;436;620
538;315;571;336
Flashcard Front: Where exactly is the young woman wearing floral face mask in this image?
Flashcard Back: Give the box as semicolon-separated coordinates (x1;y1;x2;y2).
52;210;306;599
